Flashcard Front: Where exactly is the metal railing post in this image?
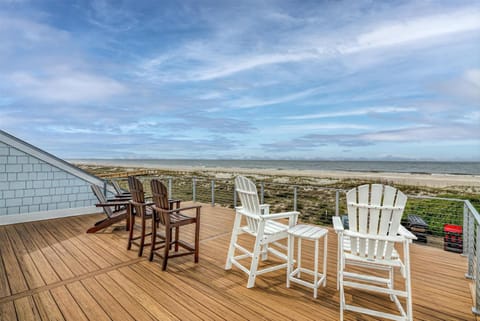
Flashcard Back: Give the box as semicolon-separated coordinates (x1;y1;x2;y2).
192;177;196;203
233;182;237;207
335;190;340;216
466;207;474;279
260;182;264;204
474;224;480;315
211;179;215;207
293;186;297;212
463;202;469;256
168;177;172;199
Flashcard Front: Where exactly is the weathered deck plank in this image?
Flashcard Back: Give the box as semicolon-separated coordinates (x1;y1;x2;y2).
0;203;474;320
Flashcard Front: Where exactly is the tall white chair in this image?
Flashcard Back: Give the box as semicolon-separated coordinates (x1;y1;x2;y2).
225;176;299;288
333;184;416;321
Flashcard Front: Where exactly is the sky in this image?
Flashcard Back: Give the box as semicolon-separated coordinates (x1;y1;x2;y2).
0;0;479;161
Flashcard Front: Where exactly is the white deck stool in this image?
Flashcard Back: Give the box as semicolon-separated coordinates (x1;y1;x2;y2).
287;224;328;298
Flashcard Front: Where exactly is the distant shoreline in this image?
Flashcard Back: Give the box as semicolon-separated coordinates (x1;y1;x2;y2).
69;158;480;175
73;159;480;188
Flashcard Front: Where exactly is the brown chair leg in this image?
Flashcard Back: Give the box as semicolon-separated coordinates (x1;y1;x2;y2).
126;207;130;231
194;209;200;263
127;206;135;250
163;226;171;271
175;226;179;252
149;218;156;261
138;215;146;257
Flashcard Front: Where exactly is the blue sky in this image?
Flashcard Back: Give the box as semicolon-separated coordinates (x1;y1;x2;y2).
0;0;479;161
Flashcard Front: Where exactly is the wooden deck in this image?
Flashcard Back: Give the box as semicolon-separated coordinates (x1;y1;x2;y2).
0;203;474;320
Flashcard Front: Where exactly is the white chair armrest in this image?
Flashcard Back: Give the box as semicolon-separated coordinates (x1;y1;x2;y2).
260;204;270;215
264;211;299;227
398;225;417;240
263;211;299;220
332;216;344;233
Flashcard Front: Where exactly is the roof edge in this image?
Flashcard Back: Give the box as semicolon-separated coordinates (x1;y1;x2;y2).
0;129;115;193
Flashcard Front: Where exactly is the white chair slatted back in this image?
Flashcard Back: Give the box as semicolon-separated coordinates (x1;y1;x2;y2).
346;184;407;260
235;176;261;232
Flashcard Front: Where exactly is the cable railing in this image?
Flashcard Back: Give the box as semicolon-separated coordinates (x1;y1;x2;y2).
109;174;479;314
110;175;468;239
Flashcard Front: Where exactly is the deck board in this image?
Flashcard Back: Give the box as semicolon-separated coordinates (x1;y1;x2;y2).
0;203;475;320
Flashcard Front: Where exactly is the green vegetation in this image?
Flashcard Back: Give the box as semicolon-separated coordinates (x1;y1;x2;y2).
79;164;480;242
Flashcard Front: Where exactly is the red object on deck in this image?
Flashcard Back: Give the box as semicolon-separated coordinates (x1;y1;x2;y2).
444;224;463;253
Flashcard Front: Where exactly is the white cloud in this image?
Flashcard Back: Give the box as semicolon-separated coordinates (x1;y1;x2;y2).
345;9;480;53
229;86;324;109
135;7;480;83
435;68;480;104
275;123;371;132
9;71;126;103
285;107;416;120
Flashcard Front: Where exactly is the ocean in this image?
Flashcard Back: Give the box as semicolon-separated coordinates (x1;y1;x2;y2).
71;159;480;175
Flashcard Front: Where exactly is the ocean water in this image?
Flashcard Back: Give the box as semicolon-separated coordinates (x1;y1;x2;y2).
72;159;480;175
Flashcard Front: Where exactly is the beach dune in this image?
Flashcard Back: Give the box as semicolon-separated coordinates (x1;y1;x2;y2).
74;160;480;189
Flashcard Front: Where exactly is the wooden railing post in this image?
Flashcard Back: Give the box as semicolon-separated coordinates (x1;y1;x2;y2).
168;177;172;199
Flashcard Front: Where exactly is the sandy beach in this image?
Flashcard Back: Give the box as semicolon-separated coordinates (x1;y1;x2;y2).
74;160;480;189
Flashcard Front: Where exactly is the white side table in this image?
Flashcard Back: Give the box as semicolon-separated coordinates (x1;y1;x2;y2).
287;224;328;298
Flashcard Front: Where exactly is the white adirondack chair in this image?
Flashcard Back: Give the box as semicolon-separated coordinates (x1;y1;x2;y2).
225;176;299;288
333;184;416;321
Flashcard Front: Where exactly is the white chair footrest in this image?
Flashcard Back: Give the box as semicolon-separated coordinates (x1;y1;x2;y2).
268;246;288;261
289;268;326;289
230;258;250;275
234;243;252;257
343;271;391;285
345;304;407;321
256;262;289;275
343;281;408;297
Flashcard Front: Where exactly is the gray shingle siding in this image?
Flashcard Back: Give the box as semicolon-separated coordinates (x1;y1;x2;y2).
0;141;97;216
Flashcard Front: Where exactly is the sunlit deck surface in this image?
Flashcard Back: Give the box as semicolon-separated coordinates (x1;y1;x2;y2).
0;203;474;320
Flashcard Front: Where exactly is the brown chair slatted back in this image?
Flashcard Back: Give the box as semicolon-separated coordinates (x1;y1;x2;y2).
91;184;114;218
128;176;145;204
112;180;129;195
150;179;170;225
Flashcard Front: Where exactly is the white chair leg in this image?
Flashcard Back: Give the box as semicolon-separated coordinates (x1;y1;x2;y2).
323;233;327;287
287;234;293;288
389;266;394;301
314;239;319;299
297;238;302;278
247;237;263;288
337;233;340;290
339;264;344;321
261;244;268;261
225;213;242;270
405;242;413;321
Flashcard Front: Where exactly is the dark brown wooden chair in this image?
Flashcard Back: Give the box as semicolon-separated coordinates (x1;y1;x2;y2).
150;179;201;270
88;184;129;233
127;176;159;257
111;180;131;198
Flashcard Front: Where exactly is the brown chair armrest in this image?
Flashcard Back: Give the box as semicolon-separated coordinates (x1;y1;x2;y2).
96;201;129;207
